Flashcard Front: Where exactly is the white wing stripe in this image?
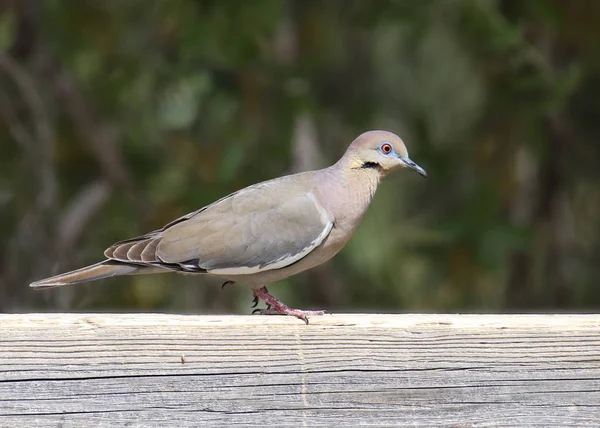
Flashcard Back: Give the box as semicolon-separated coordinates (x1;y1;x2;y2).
207;192;332;275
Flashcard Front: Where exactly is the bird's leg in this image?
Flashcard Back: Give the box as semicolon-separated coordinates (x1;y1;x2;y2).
251;286;326;324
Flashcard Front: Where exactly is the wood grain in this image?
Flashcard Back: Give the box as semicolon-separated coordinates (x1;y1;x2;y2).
0;313;599;427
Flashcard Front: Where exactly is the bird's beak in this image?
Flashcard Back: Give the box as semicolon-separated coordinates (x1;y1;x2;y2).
402;157;427;178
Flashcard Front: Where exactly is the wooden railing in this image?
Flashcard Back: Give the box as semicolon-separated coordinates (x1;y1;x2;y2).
1;313;599;427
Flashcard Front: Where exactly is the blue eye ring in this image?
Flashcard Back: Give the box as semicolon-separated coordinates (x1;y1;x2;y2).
379;142;393;155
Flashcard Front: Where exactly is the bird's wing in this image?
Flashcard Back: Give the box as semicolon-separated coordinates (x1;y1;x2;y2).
105;179;333;274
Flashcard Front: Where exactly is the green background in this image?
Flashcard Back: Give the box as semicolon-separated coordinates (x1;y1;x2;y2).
1;0;599;314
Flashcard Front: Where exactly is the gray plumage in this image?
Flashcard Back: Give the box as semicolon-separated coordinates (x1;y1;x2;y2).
30;130;426;321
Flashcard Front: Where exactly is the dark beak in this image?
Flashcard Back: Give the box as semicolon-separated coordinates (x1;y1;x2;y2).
402;157;427;178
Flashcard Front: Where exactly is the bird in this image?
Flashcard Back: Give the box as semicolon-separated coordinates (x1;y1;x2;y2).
30;130;427;323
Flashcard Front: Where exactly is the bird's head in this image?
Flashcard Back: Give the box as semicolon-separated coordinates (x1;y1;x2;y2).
342;130;427;177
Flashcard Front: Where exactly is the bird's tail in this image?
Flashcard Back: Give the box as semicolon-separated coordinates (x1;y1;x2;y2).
29;261;140;289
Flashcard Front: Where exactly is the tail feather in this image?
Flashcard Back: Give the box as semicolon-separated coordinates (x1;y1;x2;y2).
30;261;139;289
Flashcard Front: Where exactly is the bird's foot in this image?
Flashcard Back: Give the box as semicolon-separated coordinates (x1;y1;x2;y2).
252;307;326;324
251;286;326;324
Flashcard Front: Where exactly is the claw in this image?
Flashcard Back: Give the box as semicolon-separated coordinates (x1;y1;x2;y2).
250;286;325;323
251;295;259;308
221;280;234;290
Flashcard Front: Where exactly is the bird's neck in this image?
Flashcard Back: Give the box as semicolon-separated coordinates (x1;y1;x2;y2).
321;161;381;229
331;153;383;194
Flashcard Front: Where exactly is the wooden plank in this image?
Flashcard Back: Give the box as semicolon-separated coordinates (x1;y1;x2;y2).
0;313;599;427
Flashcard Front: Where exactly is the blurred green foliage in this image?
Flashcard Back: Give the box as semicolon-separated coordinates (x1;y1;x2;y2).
1;0;599;314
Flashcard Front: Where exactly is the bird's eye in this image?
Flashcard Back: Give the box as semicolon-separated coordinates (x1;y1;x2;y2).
380;143;393;154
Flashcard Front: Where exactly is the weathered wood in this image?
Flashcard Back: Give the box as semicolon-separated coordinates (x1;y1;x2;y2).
0;313;599;427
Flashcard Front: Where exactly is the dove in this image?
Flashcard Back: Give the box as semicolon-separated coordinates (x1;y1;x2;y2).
30;130;426;323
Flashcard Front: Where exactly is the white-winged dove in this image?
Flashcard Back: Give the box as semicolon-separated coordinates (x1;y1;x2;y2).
31;130;426;322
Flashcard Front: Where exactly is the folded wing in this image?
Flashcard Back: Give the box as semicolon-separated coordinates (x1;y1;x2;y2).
105;182;333;275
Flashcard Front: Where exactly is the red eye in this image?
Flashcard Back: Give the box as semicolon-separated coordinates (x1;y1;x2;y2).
381;143;393;154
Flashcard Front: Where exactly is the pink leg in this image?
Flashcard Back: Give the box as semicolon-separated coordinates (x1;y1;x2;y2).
252;287;326;324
